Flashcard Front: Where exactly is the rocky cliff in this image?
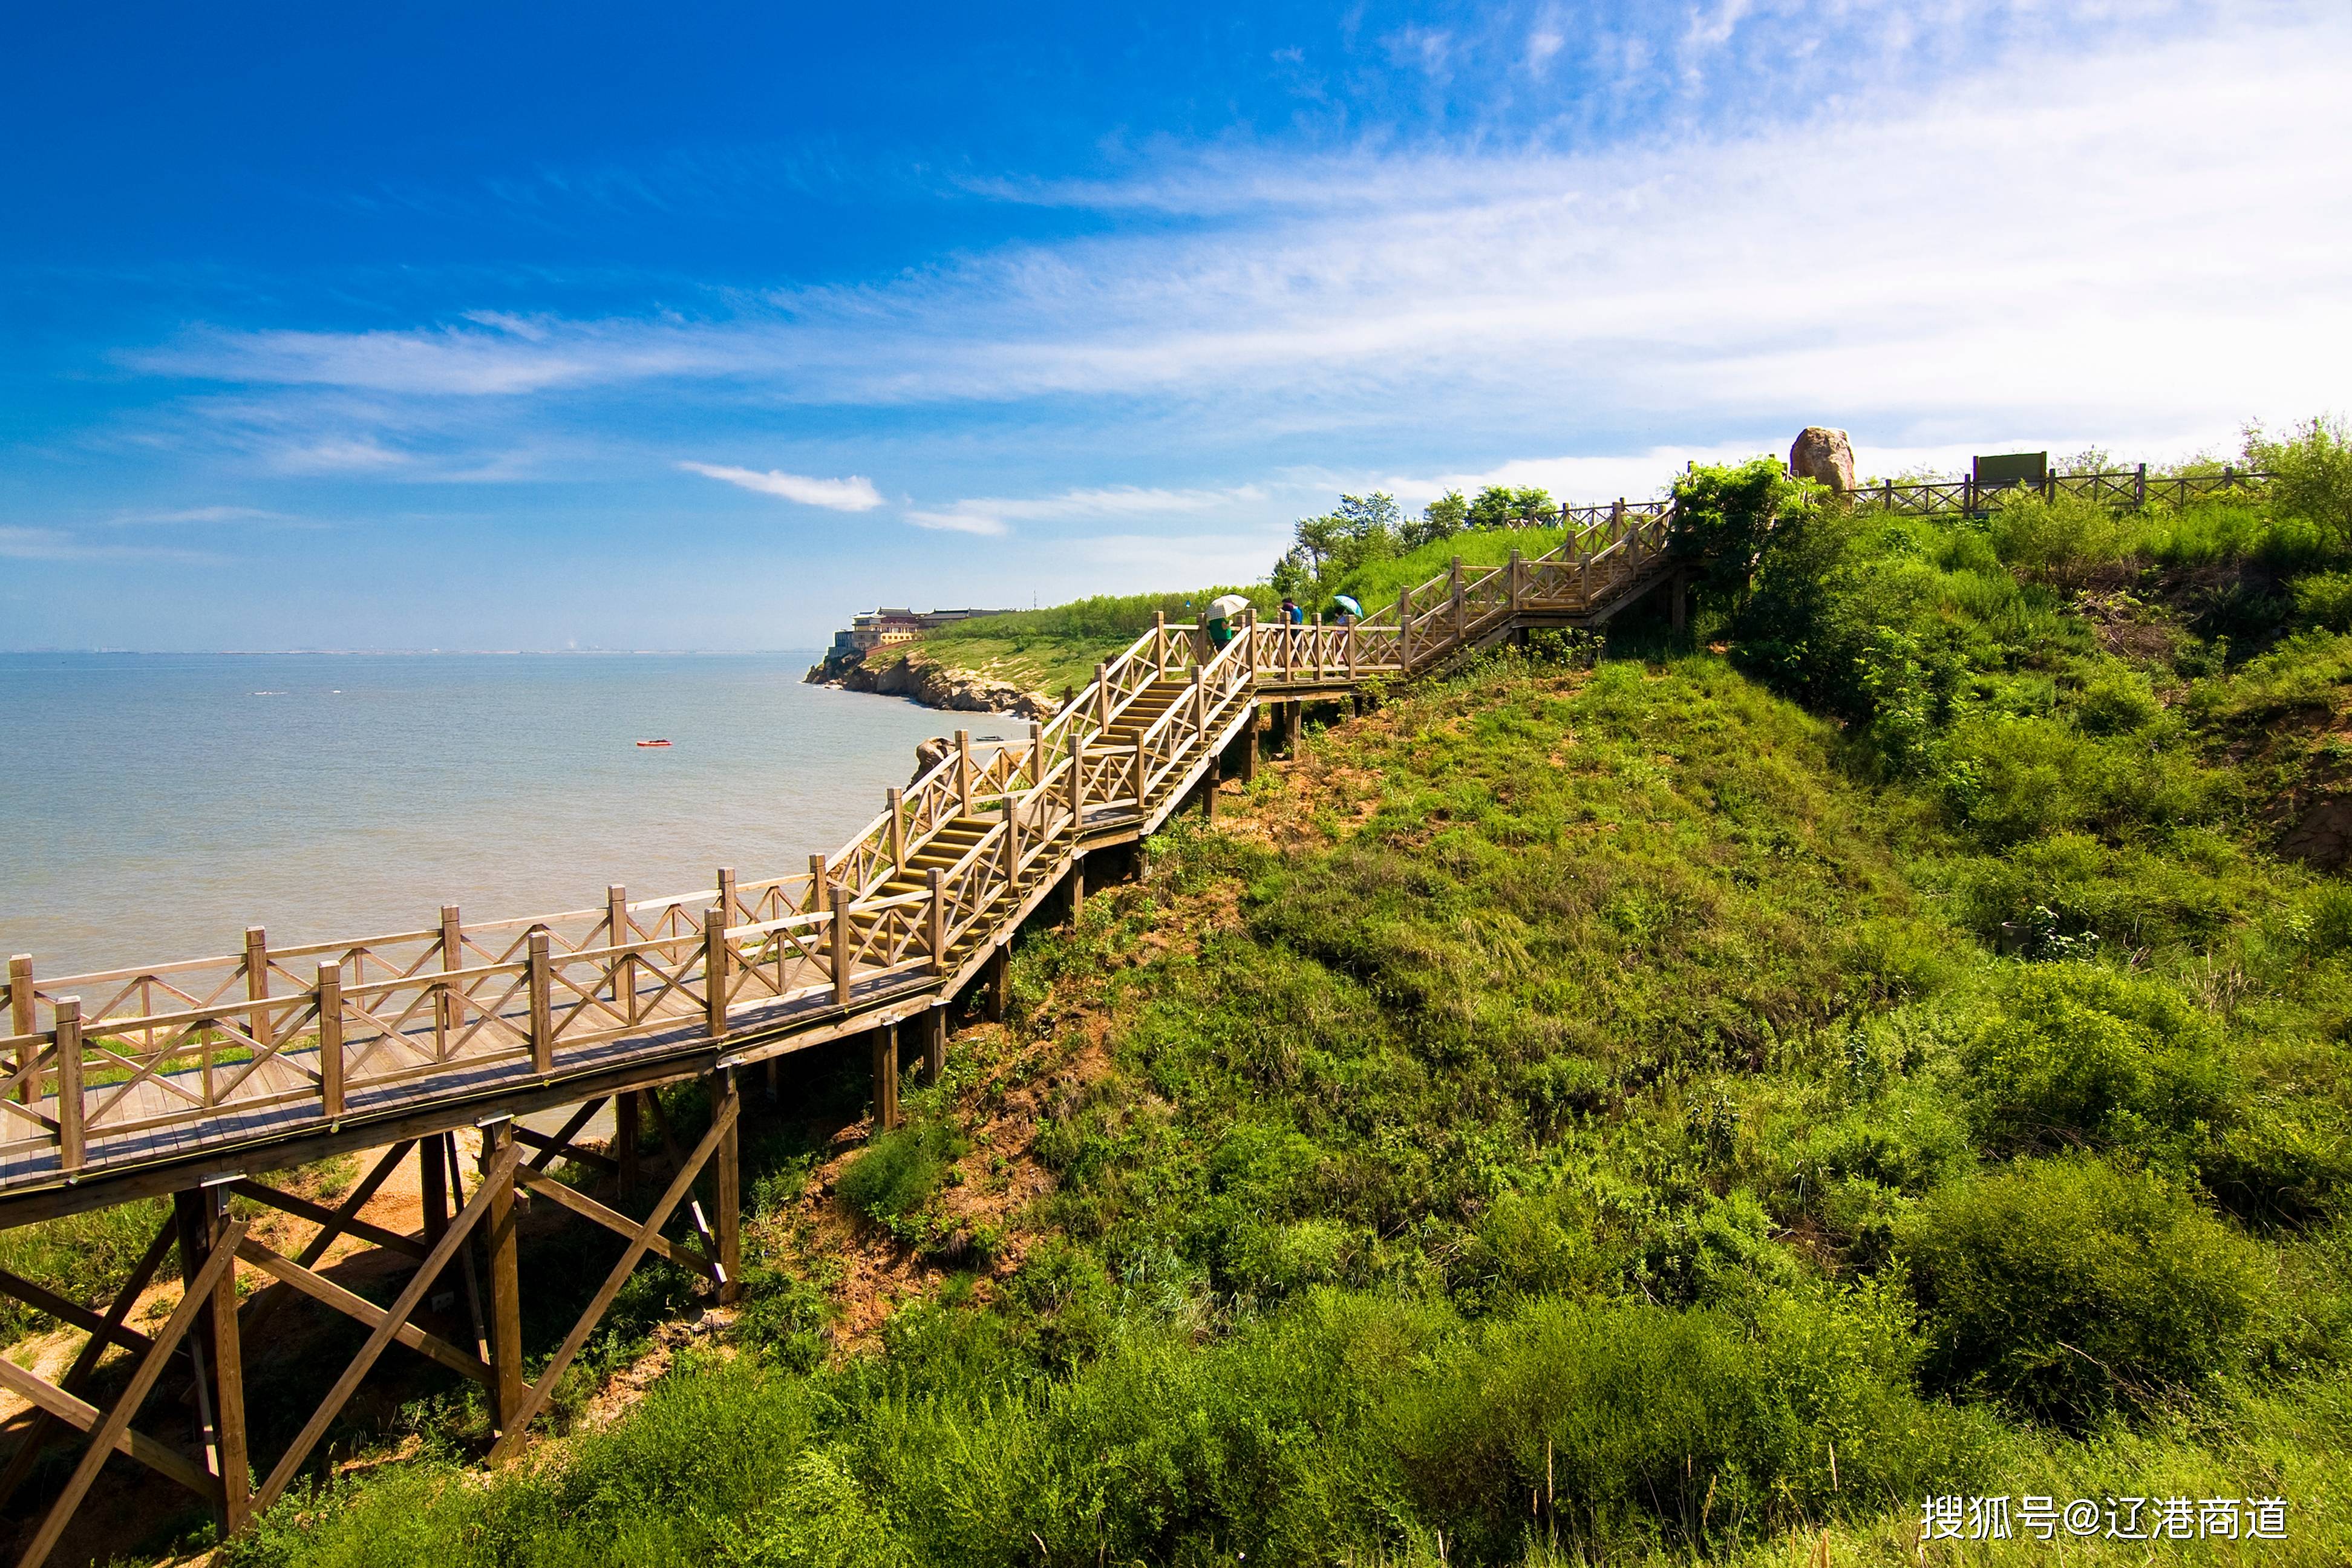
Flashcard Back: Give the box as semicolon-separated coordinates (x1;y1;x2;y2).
803;649;1057;720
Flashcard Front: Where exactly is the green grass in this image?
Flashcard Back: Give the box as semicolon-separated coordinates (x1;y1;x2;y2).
216;639;2352;1565
30;424;2352;1564
866;586;1283;695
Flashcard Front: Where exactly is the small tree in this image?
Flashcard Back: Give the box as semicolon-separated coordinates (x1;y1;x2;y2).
1670;457;1815;599
1410;489;1468;549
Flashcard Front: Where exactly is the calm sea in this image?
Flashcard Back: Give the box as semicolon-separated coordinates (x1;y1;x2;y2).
0;653;993;978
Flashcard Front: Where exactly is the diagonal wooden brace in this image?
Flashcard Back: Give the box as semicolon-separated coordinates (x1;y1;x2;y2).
485;1091;738;1466
0;1218;177;1515
515;1167;719;1283
228;1178;428;1260
16;1217;250;1568
237;1140;414;1343
251;1140;521;1514
233;1238;494;1386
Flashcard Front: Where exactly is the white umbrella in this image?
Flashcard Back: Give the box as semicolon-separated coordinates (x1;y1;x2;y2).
1207;593;1251;619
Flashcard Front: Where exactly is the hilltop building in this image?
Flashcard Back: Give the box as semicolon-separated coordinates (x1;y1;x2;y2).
828;606;1016;658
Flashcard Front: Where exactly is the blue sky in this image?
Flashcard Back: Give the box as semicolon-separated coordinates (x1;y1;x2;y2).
4;1;2347;651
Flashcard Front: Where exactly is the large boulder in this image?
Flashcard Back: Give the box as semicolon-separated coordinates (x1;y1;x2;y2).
1789;427;1857;492
912;736;953;785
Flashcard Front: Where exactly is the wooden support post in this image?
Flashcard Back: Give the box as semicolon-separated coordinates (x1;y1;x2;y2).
2135;462;2148;508
313;961;344;1119
1240;708;1259;782
174;1186;250;1534
808;852;829;914
416;1134;460;1339
871;1025;899;1131
716;866;738;926
1451;555;1466;642
1068;854;1086;918
438;904;463;1044
17;1217;249;1568
922;1006;947;1083
1094;663;1109;731
713;1069;741;1305
1152;610;1167;675
606;886;635;1022
479;1120;524;1436
832;886;854;1006
887;787;905;869
1068;733;1086;827
527;929;554;1074
1200;774;1215;821
483;1103;731;1467
1509;547;1523;613
615;1090;640;1198
1396;588;1412;666
926;867;947;976
1191;663;1206;736
956;729;974;818
1672;569;1689;632
984;944;1008;1024
1133;731;1148;806
1029;720;1044;788
765;1057;779;1101
420;1134;449;1258
243;926;270;1055
7;954;30;1099
704;906;730;1040
252;1143;515;1511
54;997;82;1173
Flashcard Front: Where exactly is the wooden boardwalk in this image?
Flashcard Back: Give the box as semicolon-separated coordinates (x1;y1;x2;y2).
0;465;2277;1563
1;515;1677;1219
0;519;1696;1568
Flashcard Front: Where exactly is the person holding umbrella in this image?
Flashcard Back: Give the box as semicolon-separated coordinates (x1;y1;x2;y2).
1331;593;1362;627
1205;592;1252;650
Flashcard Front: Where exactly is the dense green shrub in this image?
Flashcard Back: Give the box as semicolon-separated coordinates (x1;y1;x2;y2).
1394;1290;1993;1557
736;1266;835;1373
836;1123;961;1224
1987;491;2132;584
1901;1157;2265;1423
1961;964;2232;1160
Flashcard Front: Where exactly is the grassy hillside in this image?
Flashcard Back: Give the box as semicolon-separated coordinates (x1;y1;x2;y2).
205;424;2352;1567
857;586;1283;696
12;425;2352;1565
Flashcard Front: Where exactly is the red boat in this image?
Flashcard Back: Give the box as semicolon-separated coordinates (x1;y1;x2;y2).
636;739;673;748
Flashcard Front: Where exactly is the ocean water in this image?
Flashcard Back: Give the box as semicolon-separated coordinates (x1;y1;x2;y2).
0;653;996;978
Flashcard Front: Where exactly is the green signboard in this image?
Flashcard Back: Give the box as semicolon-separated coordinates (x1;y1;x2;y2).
1973;451;2048;489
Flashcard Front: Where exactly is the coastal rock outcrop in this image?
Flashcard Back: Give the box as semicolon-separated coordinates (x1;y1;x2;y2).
1789;426;1858;492
804;650;1056;721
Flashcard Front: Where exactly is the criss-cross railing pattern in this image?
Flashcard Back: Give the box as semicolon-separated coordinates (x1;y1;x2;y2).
30;475;2149;1183
2;514;1672;1181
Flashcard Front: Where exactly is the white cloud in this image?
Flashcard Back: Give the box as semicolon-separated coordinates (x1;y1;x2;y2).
122;10;2352;472
0;526;218;564
903;508;1008;537
106;505;285;526
896;481;1283;541
679;462;884;511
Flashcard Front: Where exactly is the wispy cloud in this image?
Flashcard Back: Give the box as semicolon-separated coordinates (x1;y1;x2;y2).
903;509;1008;537
0;526;218;564
899;482;1279;540
105;504;286;526
679;462;884;511
109;9;2352;489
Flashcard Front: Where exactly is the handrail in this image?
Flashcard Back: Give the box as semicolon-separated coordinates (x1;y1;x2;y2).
7;495;1716;1182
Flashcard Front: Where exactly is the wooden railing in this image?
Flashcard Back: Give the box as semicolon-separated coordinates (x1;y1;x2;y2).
38;459;2258;1183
